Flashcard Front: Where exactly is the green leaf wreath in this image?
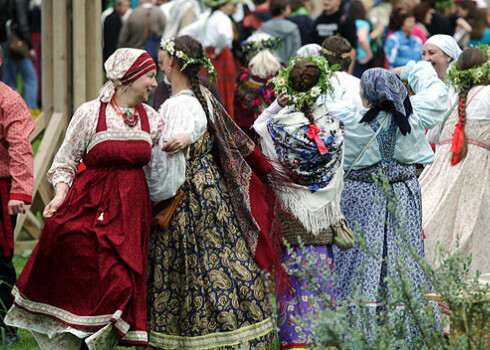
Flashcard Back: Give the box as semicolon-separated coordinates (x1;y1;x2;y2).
269;55;340;109
446;45;490;93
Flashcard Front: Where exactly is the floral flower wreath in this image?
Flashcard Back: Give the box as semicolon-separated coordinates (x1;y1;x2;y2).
241;37;282;56
160;38;218;84
446;45;490;93
270;55;339;109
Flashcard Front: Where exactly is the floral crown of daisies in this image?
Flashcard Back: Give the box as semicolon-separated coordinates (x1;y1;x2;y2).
446;45;490;93
241;37;281;56
270;55;339;109
161;38;218;83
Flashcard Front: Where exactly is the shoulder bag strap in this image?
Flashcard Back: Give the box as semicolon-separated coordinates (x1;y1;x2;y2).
439;101;458;133
344;116;389;179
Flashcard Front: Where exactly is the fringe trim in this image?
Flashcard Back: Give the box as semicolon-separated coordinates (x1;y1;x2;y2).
280;192;343;236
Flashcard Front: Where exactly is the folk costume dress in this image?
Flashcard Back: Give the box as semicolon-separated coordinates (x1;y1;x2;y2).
254;101;345;349
326;61;448;341
145;88;280;349
234;67;276;144
5;49;163;349
420;84;490;276
179;10;236;118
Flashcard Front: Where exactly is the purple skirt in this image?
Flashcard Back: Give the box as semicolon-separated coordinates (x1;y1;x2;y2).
276;245;336;349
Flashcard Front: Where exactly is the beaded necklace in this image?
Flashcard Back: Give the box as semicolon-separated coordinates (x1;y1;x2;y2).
110;98;139;127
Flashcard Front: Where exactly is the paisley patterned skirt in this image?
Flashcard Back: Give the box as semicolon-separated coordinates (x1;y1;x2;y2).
147;151;274;349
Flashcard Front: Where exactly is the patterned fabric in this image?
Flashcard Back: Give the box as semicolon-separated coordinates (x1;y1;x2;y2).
370;119;397;162
234;67;275;142
47;99;162;188
204;91;282;275
267;111;343;191
99;48;156;103
6;102;155;347
420;85;490;276
0;82;34;203
276;245;335;349
147;131;274;350
360;68;413;135
206;47;236;118
334;161;438;341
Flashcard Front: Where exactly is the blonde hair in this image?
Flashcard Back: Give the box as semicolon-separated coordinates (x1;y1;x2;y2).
246;32;282;79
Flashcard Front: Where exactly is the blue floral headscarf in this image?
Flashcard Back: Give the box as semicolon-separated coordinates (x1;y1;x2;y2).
360;68;413;135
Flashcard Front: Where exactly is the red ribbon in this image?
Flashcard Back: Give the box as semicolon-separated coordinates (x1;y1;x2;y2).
307;124;328;155
450;98;465;166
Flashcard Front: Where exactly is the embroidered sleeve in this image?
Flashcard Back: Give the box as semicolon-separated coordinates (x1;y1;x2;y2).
143;104;165;145
144;96;206;202
3;92;35;203
47;101;98;188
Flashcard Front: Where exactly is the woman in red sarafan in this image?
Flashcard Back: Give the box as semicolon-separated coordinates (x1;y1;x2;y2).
4;49;179;349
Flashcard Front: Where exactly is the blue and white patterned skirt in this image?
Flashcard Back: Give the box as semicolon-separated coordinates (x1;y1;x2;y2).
334;161;438;342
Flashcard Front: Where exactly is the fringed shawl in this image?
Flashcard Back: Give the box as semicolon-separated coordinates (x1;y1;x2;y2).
203;90;285;281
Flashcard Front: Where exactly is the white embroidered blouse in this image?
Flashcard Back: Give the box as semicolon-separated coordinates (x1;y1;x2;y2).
144;90;209;202
47;99;164;188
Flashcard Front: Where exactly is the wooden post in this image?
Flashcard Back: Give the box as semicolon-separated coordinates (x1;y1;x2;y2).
15;0;103;254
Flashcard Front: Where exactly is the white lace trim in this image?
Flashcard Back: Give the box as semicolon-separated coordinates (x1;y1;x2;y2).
149;317;274;349
86;130;152;153
122;331;148;342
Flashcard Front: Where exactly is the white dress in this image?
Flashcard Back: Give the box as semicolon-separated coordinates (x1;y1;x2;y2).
419;84;490;276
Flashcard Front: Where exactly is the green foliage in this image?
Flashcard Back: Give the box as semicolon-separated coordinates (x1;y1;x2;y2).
284;170;489;350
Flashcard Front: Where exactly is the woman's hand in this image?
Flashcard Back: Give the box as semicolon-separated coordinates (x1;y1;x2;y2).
43;183;69;218
8;200;26;215
391;66;405;76
162;133;191;156
276;92;290;108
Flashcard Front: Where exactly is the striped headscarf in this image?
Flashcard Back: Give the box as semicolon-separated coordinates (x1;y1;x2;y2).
99;48;156;103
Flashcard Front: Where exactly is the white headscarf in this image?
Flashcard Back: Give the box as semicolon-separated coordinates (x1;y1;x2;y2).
98;48;155;103
296;44;322;57
425;35;462;61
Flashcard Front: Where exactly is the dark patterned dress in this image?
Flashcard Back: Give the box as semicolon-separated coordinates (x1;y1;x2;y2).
147;130;275;350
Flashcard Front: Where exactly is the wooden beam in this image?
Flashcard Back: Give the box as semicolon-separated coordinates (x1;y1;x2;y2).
86;0;103;100
52;0;70;120
41;0;53;118
22;211;42;240
72;0;87;110
14;241;38;255
29;112;47;143
38;177;53;207
14;112;65;241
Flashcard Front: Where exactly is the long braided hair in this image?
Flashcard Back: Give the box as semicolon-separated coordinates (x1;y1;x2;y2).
171;36;216;139
451;47;488;164
288;61;322;124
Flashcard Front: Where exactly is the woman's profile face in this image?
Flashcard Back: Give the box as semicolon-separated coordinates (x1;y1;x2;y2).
422;43;451;80
129;69;158;103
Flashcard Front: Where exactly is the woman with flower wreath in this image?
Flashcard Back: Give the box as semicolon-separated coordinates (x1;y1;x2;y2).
325;60;447;342
254;55;345;349
179;0;241;118
144;35;282;349
4;49;176;349
419;46;490;277
234;32;282;144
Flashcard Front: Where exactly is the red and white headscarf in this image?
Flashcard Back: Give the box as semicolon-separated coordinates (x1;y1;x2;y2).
99;48;156;103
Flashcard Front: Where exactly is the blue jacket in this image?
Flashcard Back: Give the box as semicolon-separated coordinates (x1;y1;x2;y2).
384;31;422;69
